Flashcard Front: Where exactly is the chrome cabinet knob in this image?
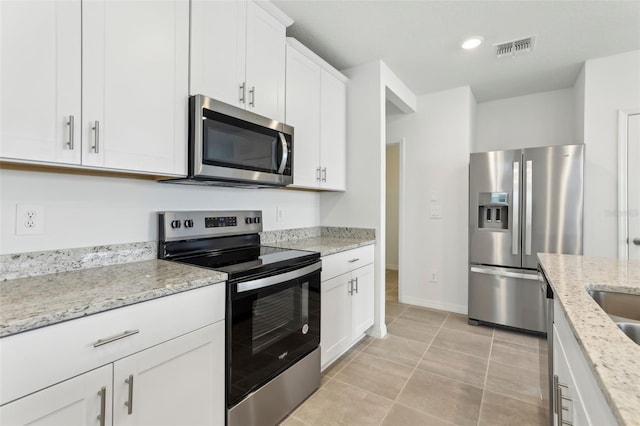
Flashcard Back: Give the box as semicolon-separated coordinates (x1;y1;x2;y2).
633;237;640;246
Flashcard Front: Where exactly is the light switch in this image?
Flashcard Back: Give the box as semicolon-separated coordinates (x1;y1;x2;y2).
430;191;438;201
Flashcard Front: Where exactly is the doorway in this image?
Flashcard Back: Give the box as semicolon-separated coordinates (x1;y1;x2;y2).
618;109;640;260
385;140;404;303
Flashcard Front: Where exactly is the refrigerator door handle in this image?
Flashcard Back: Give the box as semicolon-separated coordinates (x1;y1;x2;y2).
525;160;533;255
470;266;538;281
512;161;520;255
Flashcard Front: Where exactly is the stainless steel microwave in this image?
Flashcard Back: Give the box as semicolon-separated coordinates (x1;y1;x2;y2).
172;94;293;187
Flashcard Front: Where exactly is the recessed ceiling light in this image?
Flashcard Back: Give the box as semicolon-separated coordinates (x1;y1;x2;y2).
461;36;484;50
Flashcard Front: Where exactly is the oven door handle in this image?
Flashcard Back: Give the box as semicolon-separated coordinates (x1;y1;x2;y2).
236;261;321;293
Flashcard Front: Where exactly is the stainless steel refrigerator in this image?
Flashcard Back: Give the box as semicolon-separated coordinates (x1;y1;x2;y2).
468;144;584;333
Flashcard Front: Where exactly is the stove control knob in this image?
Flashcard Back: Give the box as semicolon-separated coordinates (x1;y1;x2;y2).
254;217;261;224
245;217;252;224
184;219;194;228
171;220;181;229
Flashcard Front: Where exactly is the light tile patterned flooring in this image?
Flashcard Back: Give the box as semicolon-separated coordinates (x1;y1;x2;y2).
281;270;547;426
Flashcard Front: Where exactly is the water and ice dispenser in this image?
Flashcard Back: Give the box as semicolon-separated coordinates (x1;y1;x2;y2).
477;192;509;230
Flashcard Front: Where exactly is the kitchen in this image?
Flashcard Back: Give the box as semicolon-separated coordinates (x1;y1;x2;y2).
1;1;639;425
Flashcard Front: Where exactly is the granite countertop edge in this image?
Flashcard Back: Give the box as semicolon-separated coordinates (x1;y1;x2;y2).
537;253;640;426
0;260;228;339
265;236;375;256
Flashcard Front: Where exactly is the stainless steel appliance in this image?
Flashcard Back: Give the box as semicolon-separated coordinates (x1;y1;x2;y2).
158;211;320;426
468;144;584;333
166;95;293;187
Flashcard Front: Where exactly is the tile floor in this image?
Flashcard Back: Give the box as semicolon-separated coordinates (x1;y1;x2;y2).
281;270;547;426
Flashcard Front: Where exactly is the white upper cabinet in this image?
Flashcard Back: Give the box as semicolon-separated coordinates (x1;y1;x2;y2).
319;68;347;190
286;44;321;187
0;0;188;176
190;0;291;122
0;0;82;165
82;0;189;175
286;38;347;191
190;0;247;110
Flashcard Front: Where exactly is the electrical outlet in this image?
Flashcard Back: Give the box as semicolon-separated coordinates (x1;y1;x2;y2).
276;206;283;222
429;271;438;283
16;204;44;235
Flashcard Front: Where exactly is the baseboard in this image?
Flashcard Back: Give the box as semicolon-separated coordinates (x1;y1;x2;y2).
398;296;467;315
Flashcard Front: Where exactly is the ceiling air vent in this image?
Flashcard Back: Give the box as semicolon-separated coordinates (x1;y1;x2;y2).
495;36;536;59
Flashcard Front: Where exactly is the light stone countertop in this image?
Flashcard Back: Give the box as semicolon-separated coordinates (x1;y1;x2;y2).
537;253;640;426
266;236;375;257
0;260;227;338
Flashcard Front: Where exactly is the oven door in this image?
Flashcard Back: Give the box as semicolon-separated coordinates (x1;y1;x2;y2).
227;261;321;407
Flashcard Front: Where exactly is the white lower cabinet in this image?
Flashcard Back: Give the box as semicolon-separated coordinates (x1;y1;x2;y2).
320;245;375;368
0;285;226;426
113;323;224;426
552;300;617;426
0;365;113;426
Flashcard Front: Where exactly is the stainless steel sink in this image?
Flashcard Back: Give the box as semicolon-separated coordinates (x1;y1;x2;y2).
587;290;640;321
617;323;640;345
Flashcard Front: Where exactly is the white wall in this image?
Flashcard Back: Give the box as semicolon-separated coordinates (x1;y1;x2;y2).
0;169;320;254
385;144;399;269
387;86;475;314
573;66;585;143
474;88;575;152
321;60;416;338
583;50;640;258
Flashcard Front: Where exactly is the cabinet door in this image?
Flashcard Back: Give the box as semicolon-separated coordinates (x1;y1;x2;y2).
245;0;286;122
0;365;112;426
321;274;351;368
319;69;347;191
0;0;81;165
113;322;224;426
190;0;247;107
286;44;321;189
83;0;189;175
351;264;375;339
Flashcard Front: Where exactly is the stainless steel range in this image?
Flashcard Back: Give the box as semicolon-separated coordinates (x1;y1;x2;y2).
158;210;321;426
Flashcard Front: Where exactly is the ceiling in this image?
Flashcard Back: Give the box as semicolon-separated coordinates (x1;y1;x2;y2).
272;0;640;102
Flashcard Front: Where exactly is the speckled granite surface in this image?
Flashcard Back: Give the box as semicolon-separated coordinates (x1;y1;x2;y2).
0;260;226;338
267;236;374;257
261;227;375;256
537;253;640;426
0;241;157;281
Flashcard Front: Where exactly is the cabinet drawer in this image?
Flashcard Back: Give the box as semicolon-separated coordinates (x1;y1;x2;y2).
0;284;224;406
321;245;374;281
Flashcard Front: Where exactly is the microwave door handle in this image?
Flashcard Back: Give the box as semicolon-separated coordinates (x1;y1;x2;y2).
277;133;288;174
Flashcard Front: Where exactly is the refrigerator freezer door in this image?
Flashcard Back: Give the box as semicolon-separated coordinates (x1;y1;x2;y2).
469;149;522;268
522;145;584;269
468;266;545;333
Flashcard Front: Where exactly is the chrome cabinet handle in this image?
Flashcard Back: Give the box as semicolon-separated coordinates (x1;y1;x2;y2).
633;237;640;246
239;82;246;104
348;258;360;263
354;277;359;294
525;160;533;255
348;279;353;295
555;375;572;426
249;86;255;107
97;386;106;426
316;167;321;182
67;115;75;150
512;161;519;255
92;120;100;153
125;375;134;415
321;167;327;182
93;329;140;347
277;133;288;174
